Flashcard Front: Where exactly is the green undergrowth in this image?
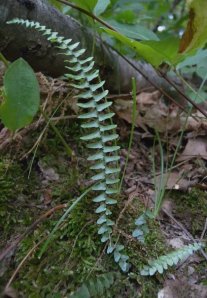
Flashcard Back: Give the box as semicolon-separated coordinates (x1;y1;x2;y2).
1;121;206;296
8;196;166;297
172;188;207;235
0;158;38;245
2;121;198;297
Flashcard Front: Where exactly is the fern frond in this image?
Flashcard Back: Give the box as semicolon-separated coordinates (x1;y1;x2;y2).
70;272;119;298
140;242;204;276
132;210;153;243
7;18;130;272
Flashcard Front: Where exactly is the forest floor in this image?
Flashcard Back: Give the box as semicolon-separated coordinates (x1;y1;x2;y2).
0;71;207;298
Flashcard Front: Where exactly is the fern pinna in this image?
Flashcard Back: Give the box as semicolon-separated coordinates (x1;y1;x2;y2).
7;18;130;272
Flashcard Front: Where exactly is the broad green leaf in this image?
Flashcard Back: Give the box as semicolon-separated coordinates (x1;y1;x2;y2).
0;58;40;131
176;49;207;70
70;0;97;12
179;0;207;53
94;0;110;16
115;10;137;24
104;28;179;67
107;20;159;41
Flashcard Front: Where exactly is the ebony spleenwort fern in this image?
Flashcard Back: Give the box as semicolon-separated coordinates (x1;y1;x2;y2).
7;18;130;272
70;272;119;298
140;242;203;276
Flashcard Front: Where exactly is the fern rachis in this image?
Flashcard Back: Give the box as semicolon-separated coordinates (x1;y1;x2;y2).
7;18;130;272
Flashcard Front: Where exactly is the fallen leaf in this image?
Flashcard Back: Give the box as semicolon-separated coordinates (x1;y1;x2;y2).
177;137;207;161
158;279;207;298
38;160;59;182
167;237;185;249
153;172;196;191
114;91;182;132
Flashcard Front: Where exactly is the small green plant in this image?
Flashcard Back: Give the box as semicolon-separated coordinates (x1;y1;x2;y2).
132;211;153;243
8;18;129;272
140;242;204;276
70;272;119;298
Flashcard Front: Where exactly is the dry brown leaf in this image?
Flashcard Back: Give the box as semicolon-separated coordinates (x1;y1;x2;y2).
177;137;207;161
114;91;182;132
158;280;207;298
38;160;59;182
181;111;207;131
167;237;185;249
153;172;196;191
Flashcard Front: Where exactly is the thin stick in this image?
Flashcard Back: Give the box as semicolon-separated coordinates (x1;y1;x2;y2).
162;207;207;261
56;0;115;31
0;204;67;263
0;52;9;67
5;238;46;290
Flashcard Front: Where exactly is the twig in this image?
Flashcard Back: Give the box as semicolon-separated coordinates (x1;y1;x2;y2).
0;115;76;151
0;204;67;263
0;52;9;67
162;207;207;261
4;238;46;290
56;0;115;30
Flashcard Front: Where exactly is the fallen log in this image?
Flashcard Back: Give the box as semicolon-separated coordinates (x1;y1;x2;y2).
0;0;174;93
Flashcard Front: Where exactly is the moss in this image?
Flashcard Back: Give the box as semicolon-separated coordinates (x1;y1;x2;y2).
0;122;168;297
172;188;207;235
0;158;38;244
12;198;103;296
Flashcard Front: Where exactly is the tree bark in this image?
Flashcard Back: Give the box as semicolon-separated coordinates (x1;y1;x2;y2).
0;0;171;93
